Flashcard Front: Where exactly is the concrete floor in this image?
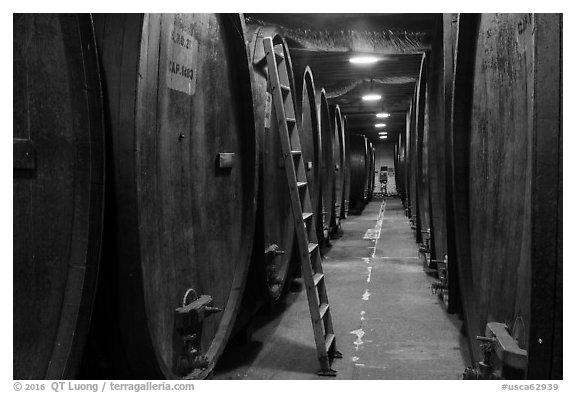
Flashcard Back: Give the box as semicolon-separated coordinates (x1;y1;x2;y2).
214;196;470;380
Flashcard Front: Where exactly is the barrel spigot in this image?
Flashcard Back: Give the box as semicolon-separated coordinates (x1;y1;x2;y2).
174;289;221;375
463;336;495;379
419;244;430;253
431;282;448;294
477;336;497;344
204;306;222;315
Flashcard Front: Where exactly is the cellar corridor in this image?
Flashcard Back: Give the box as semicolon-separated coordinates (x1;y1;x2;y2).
14;14;562;381
214;197;470;379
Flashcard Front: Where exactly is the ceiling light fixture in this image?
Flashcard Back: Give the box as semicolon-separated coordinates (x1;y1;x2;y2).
349;56;379;64
362;94;382;101
376;112;390;118
375;123;386;128
378;131;388;135
362;78;381;102
379;135;388;139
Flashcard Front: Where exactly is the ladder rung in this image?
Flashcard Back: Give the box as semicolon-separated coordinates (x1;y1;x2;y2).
313;272;324;286
297;182;307;189
303;212;313;222
280;84;290;92
325;333;335;353
291;150;302;155
319;303;329;319
286;117;296;124
308;243;318;254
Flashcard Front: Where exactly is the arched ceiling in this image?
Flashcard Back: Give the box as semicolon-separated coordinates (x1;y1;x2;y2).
246;13;439;144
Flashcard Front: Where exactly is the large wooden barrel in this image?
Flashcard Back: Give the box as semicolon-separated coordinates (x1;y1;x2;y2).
394;141;399;197
415;55;430;244
363;139;370;202
348;134;368;211
404;110;413;217
407;96;419;229
441;13;461;314
88;14;257;379
365;141;372;201
425;13;461;314
330;105;345;229
367;142;375;201
294;67;323;246
396;131;407;204
406;55;427;242
397;127;406;205
427;15;448;268
13;14;105;379
450;14;561;379
246;25;298;301
317;89;334;244
340;116;351;219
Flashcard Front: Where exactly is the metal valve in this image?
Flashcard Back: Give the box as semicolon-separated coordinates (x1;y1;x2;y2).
431;281;448;295
174;289;222;376
463;323;528;380
463;335;495;379
432;256;449;304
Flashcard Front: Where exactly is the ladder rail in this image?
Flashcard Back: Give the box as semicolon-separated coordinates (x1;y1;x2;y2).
263;37;341;376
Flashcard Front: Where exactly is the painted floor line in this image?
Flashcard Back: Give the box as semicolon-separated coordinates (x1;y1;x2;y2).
361;289;370;300
370;199;387;258
363;228;380;240
352;198;386;369
349;328;365;351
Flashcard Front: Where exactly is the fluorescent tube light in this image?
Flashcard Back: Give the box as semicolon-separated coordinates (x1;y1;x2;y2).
350;56;379;64
362;94;382;101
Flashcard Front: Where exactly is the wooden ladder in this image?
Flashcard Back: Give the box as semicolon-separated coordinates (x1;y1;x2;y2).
263;37;342;377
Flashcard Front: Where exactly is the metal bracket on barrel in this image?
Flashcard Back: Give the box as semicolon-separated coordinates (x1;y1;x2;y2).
217;153;235;169
463;322;527;379
484;322;528;371
175;290;222;376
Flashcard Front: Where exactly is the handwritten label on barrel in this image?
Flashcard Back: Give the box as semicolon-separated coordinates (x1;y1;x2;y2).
167;28;198;96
